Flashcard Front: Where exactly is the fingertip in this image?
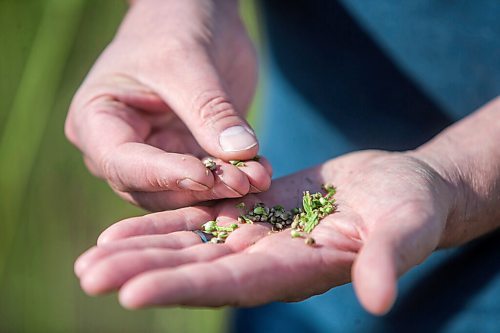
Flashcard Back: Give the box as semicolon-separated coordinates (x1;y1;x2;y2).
352;249;398;316
119;280;151;309
256;156;273;178
80;270;108;296
355;276;397;316
118;288;141;309
212;162;251;197
97;225;124;246
74;256;88;278
96;233;112;246
75;246;101;277
238;160;272;193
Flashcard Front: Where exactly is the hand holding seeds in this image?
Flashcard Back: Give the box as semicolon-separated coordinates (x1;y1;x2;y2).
76;150;459;315
65;0;271;211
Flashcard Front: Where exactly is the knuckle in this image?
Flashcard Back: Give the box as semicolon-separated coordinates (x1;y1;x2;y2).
194;91;236;126
101;152;123;189
83;156;103;178
145;171;171;191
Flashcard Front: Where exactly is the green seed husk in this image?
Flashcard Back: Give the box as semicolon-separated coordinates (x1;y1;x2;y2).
203;158;217;171
305;237;316;246
229;160;246;167
200;220;239;243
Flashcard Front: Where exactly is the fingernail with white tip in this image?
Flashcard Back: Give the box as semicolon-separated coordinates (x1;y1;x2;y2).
178;178;210;191
219;126;257;152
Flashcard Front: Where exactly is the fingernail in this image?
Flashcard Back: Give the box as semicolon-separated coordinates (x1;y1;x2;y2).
178;178;210;191
219;126;257;152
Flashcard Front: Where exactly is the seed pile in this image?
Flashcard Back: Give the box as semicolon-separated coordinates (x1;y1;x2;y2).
198;185;337;246
237;203;300;231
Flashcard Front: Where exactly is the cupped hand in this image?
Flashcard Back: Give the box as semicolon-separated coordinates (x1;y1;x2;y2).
65;0;270;211
75;150;458;315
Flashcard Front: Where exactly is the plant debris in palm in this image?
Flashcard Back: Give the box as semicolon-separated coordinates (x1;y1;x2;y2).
200;220;239;244
199;184;337;246
203;158;217;171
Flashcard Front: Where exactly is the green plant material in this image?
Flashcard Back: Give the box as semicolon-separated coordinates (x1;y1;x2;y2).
200;220;239;243
212;185;336;245
201;220;217;233
238;215;253;224
203;158;217;171
229;155;262;167
253;206;266;215
294;186;337;234
229;160;246;167
322;184;337;200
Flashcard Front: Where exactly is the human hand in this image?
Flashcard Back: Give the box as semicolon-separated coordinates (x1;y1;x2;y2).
75;150;464;315
65;0;270;211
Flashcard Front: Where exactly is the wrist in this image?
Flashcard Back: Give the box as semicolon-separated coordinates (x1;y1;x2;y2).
410;97;500;247
119;0;241;42
408;147;468;248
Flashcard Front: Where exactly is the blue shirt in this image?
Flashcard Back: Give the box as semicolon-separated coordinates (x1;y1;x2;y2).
232;1;500;332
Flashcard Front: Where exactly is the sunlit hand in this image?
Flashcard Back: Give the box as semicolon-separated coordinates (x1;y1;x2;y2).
65;0;270;211
75;150;465;315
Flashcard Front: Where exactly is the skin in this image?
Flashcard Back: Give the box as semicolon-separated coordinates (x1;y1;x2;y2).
64;0;271;211
68;0;500;316
75;97;500;315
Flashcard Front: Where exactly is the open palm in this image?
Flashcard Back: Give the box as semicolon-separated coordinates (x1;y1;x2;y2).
75;150;454;315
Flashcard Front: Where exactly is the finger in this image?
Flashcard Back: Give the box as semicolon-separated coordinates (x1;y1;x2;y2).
212;214;273;251
97;206;215;244
232;159;272;193
209;159;251;197
112;161;261;211
86;218;270;279
118;233;343;309
80;243;234;295
72;97;215;192
75;232;205;278
118;252;280;308
149;48;259;161
352;206;443;315
255;156;273;178
103;143;214;192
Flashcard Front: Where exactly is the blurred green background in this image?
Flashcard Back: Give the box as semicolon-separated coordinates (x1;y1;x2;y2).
0;1;262;332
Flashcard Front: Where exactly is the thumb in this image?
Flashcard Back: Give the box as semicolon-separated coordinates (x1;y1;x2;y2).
151;49;258;161
352;209;442;315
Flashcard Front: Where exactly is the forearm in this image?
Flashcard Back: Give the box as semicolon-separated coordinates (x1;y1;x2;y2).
414;96;500;247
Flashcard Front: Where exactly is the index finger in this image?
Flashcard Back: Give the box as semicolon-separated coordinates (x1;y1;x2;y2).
117;232;351;308
69;96;214;192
